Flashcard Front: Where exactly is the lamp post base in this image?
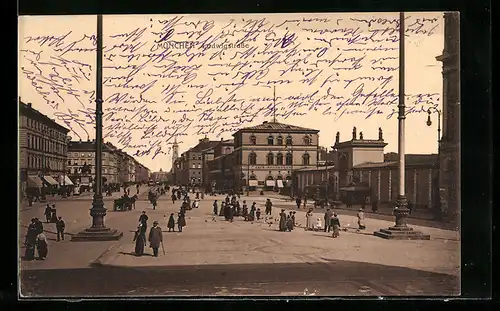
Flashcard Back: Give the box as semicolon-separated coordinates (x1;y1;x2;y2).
71;199;123;242
374;196;430;240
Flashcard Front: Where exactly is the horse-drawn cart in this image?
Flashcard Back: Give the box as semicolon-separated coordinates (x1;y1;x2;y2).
113;195;137;211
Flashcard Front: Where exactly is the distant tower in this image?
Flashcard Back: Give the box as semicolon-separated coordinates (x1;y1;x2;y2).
172;136;179;164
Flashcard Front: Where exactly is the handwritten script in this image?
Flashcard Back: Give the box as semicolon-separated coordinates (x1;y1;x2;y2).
20;14;441;162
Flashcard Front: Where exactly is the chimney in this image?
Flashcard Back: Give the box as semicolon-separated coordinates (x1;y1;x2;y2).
27;102;32;108
79;139;82;142
263;121;268;124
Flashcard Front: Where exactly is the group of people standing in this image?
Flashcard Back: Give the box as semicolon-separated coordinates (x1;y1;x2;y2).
133;211;165;257
212;195;267;222
278;210;296;232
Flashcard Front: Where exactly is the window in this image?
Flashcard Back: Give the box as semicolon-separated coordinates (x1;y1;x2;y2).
267;153;274;165
197;164;201;168
286;136;293;145
192;164;196;169
286;153;293;165
198;156;202;160
267;135;274;145
277;135;283;145
302;153;310;165
225;147;231;154
276;153;283;165
250;135;256;145
27;134;31;148
303;135;311;145
250;174;257;180
249;152;257;165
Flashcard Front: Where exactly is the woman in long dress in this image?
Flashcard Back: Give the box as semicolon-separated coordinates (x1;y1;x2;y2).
306;209;314;230
133;225;146;256
36;231;48;260
357;208;366;231
331;213;341;238
24;219;38;261
278;209;287;231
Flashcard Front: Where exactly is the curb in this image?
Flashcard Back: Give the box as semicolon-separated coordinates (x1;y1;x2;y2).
90;240;123;268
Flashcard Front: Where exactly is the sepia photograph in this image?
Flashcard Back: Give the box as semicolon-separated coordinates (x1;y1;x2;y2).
18;11;460;297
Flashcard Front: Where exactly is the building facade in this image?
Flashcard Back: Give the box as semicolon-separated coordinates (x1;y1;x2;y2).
19;100;70;196
135;161;150;183
205;139;235;191
151;169;169;182
232;121;319;191
67;140;120;184
177;137;220;186
437;12;460;224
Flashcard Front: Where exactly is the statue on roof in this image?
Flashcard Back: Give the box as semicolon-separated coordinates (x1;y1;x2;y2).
335;132;340;144
359;132;363;140
378;127;383;140
352;127;357;140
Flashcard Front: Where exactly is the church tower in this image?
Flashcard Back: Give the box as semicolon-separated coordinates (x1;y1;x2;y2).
172;136;179;164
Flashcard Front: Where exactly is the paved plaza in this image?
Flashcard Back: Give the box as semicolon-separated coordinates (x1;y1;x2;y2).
19;189;460;297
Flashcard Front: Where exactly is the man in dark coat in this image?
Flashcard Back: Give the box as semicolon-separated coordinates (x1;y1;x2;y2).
139;211;148;234
148;221;163;257
44;204;52;223
24;219;38;261
50;204;58;223
324;208;334;232
56;217;65;241
167;213;176;232
34;218;44;235
296;197;302;209
177;213;186;232
213;200;218;215
265;199;273;215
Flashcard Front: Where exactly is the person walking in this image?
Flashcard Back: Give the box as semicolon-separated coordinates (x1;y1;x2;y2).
133;224;146;256
44;204;52;223
24;219;38;261
295;197;302;209
139;211;148;234
357;208;366;232
177;213;186;232
148;221;163;257
213;200;218;216
331;213;341;238
167;213;176;232
324;208;333;232
278;209;287;231
306;208;315;231
56;217;65;241
265;199;273;215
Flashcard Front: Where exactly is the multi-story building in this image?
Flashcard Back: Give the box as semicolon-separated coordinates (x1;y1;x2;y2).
205;139;235;191
151;169;169;182
67;140;121;184
19;100;71;196
232;121;319;191
436;12;460;224
177;137;220;186
135;161;151;183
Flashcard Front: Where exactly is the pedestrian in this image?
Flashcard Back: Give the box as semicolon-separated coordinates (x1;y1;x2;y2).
331;213;341;238
305;209;314;231
357;208;366;232
177;213;186;232
291;211;296;229
171;193;176;204
167;213;176;232
34;217;44;235
49;205;57;223
133;224;146;256
303;197;307;209
152;195;158;210
24;219;38;261
278;209;287;231
324;208;333;232
148;221;163;257
256;208;261;221
136;184;140;195
56;217;65;241
213;200;218;215
265;199;273;215
44;204;52;223
286;213;294;231
296;197;302;209
139;211;148;234
315;217;323;231
36;231;48;260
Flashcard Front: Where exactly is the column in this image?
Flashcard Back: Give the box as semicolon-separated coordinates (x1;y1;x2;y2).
360;171;363;183
388;170;392;202
428;168;433;208
377;170;381;201
368;171;372;187
413;169;417;205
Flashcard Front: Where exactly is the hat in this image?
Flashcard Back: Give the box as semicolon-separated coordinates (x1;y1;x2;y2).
334;213;337;216
358;208;363;211
153;221;158;225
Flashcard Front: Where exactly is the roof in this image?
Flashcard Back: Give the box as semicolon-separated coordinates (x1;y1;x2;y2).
233;121;319;134
295;166;336;172
333;139;388;149
19;101;70;134
186;140;221;153
353;154;439;169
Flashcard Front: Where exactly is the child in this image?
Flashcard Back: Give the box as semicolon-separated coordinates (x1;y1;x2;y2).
315;217;323;231
167;213;175;232
256;208;261;220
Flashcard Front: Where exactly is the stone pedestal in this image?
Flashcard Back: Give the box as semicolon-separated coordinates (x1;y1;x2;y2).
374;203;431;240
71;227;123;241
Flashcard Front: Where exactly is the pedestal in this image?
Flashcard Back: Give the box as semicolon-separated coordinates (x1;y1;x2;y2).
71;201;123;242
374;197;430;240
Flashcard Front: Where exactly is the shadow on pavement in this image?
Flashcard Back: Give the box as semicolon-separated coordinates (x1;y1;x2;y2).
20;260;459;297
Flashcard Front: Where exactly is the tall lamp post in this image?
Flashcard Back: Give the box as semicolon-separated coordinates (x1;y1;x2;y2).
72;15;123;241
426;107;442;218
285;142;293;197
246;153;250;196
374;12;430;240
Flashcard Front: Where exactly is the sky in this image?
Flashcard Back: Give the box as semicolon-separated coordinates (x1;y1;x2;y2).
19;12;445;172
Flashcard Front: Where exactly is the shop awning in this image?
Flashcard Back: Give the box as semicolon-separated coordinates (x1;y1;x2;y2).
42;175;59;186
27;175;43;188
265;180;275;187
276;180;284;188
249;180;259;186
60;176;74;186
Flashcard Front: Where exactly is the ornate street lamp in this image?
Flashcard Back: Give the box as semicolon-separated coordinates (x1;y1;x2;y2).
374;12;430;240
72;15;123;241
